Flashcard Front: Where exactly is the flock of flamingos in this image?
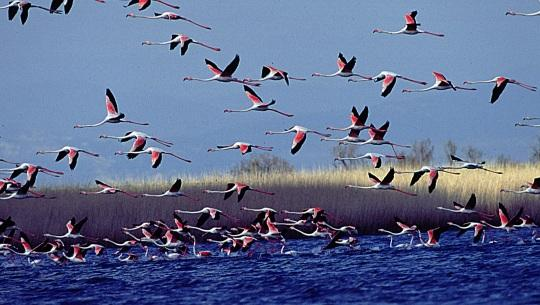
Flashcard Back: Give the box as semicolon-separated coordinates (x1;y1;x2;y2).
1;1;540;264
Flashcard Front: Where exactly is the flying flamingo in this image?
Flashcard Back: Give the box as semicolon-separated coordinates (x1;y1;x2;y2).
417;227;447;247
126;11;211;30
175;207;235;227
396;166;460;193
373;11;445;37
501;177;540;195
0;181;51;200
350;71;427;97
115;147;191;168
100;131;173;147
290;226;332;238
324;231;358;250
402;72;476;93
378;217;418;247
142;34;220;56
207;142;273;155
74;89;149;128
224;85;294;117
348;122;411;156
44;217;88;239
323;121;389;144
64;245;87;263
79;243;105;256
241;207;277;228
124;0;179;10
481;203;523;232
463;77;537;103
0;160;64;186
80;180;139;198
50;0;105;15
515;117;540;128
437;193;493;217
312;53;371;79
442;155;503;174
335;153;405;168
183;55;259;86
281;207;327;224
7;232;40;256
142;179;198;200
203;182;274;203
447;222;486;244
265;125;331;155
506;2;540;16
2;1;60;25
0;178;20;195
36;146;99;170
345;168;417;196
244;65;306;86
515;216;537;229
326;106;369;132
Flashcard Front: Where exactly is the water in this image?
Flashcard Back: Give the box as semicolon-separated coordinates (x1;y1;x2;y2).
1;231;540;305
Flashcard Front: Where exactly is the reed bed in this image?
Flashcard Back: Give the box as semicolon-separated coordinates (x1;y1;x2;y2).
1;164;538;240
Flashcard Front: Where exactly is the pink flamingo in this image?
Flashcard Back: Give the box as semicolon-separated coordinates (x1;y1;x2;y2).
224;86;294;117
50;0;105;15
265;125;331;155
126;11;212;30
80;180;139;198
204;182;274;203
244;65;306;86
115;147;191;168
124;0;179;11
345;168;417;196
183;55;260;86
373;11;444;37
312;53;371;79
463;76;537;104
142;34;220;56
350;71;427;97
402;72;476;93
208;142;273;155
36;146;99;170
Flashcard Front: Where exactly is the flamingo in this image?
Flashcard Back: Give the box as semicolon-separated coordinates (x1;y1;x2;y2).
7;232;39;256
447;222;486;244
192;239;212;257
0;159;64;186
290;226;332;238
501;177;540;195
175;207;235;227
115;147;191;168
417;227;447;247
324;231;358;250
396;166;460;193
80;180;139;198
281;207;327;224
257;218;285;243
321;128;364;144
124;0;179;11
79;243;105;256
100;131;173;147
36;146;99;170
183;55;259;86
373;11;444;37
326;106;369;132
203;182;274;203
50;0;105;15
207;142;273;155
506;2;540;16
241;207;277;228
346;167;417;196
126;11;211;30
2;1;60;25
117;253;138;262
481;203;523;232
312;53;371;79
44;217;88;239
142;34;220;56
0;181;50;200
185;225;226;235
31;239;64;255
142;178;198;200
515;117;540;128
348;122;411;156
515;216;538;229
265;125;331;155
224;85;294;117
350;71;427;97
463;77;536;103
437;193;493;217
442;155;503;174
378;217;418;247
321;223;357;235
244;65;306;86
402;72;476;93
74;89;149;128
0;178;21;195
335;153;405;168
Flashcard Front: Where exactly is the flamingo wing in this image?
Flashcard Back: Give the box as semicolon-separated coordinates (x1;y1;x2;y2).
380;168;395;185
498;203;509;226
491;78;508;104
73;217;88;234
239;144;251;155
464;193;476;210
95;180;113;190
169;179;182;193
151;150;162;168
68;150;79;170
381;74;397;97
351;106;368;126
337;53;347;70
223;183;236;200
410;171;426;186
343;56;356;73
244;85;263;105
291;131;307;155
138;0;151;10
261;66;271;78
221;54;240;77
531;177;540;189
371;155;382;168
427;169;438;193
170;34;180;50
453;202;465;210
55;150;69;162
105;89;119;116
509;207;524;227
196;213;210;227
394;217;410;230
368;172;381;184
205;59;223;75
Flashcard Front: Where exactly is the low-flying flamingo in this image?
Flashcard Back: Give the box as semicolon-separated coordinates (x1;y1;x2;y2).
447;222;486;244
417;227;447;247
350;71;428;97
348;122;411;156
515;117;540;128
142;179;198;200
79;243;105;256
335;153;405;168
396;166;460;193
0;159;64;186
326;106;369;132
50;0;105;15
463;77;537;103
224;85;294;117
312;53;371;79
115;147;191;168
44;217;88;239
36;146;99;170
290;226;332;238
207;142;273;155
0;178;20;195
506;2;540;16
204;182;274;203
124;0;179;11
437;193;493;217
2;1;60;25
346;168;417;196
501;177;540;195
515;216;538;229
100;131;172;159
175;207;235;227
244;65;306;86
241;207;277;228
402;72;476;93
63;245;87;263
74;89;149;128
265;125;331;155
183;55;259;85
443;155;503;174
0;181;50;200
378;217;418;247
126;11;211;30
142;34;220;56
481;203;523;232
281;207;328;224
321;128;364;144
8;232;40;256
373;11;445;37
324;231;358;250
80;180;139;198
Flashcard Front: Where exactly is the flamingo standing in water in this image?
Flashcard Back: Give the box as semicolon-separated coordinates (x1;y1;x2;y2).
142;34;220;56
50;0;105;15
378;217;418;247
373;11;445;37
224;86;294;117
204;182;274;203
36;146;99;170
402;72;476;93
396;166;460;193
346;168;417;196
142;179;198;200
463;77;537;103
506;2;540;16
207;142;273;155
115;147;191;168
501;177;540;195
244;65;306;86
265;126;331;155
335;153;404;168
350;71;427;97
183;55;259;86
74;89;149;128
80;180;139;198
124;0;179;10
2;1;60;25
312;53;371;79
126;11;211;30
326;106;369;132
481;203;523;232
442;155;503;174
175;207;235;227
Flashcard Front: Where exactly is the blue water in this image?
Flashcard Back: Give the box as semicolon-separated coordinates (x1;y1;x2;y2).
1;231;540;305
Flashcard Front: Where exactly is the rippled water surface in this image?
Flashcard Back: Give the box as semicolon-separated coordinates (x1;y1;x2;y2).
2;231;540;305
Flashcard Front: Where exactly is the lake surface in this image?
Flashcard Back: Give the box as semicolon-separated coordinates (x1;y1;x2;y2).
1;230;540;305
